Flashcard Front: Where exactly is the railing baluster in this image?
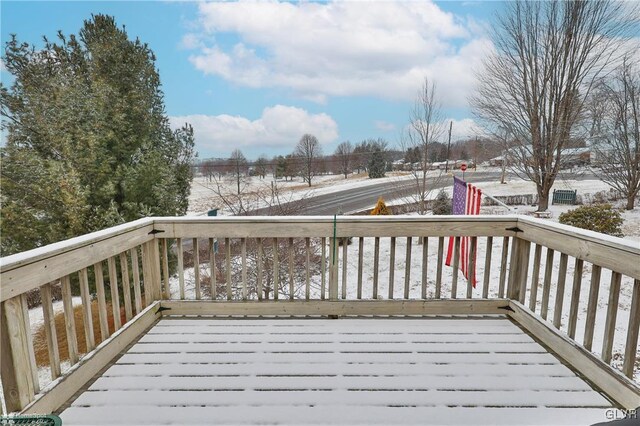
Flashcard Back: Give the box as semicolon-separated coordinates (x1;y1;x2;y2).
498;237;510;298
20;293;39;393
107;257;121;331
602;271;622;364
329;237;338;301
388;237;396;300
289;237;295;300
94;261;110;340
623;279;640;378
435;237;444;299
273;238;279;301
567;258;584;339
305;238;310;301
583;264;602;351
373;237;380;299
226;238;232;300
209;238;219;300
529;244;542;312
40;283;61;380
131;247;142;313
482;236;493;299
257;238;263;301
421;237;428;299
321;237;326;300
78;268;95;352
194;238;201;300
61;275;79;364
357;237;364;300
177;238;185;300
209;238;217;300
161;239;170;300
342;238;348;300
552;253;568;329
451;236;460;299
241;238;247;300
119;252;133;322
541;248;554;320
517;240;531;304
404;237;412;299
466;237;477;299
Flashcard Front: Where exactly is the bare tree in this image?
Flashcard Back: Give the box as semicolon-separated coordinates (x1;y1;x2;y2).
402;77;445;215
334;141;353;179
591;57;640;209
471;1;637;211
229;149;248;195
253;155;268;179
294;134;323;187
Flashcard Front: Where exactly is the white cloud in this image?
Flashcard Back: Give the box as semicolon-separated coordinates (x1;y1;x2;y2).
170;105;339;155
0;58;6;72
186;1;492;107
374;120;395;132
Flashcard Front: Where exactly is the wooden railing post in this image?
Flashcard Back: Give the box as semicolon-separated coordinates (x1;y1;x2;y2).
142;240;162;305
506;237;530;302
506;237;521;300
1;296;38;412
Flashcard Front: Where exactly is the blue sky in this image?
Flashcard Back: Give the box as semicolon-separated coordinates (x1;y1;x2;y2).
1;1;504;159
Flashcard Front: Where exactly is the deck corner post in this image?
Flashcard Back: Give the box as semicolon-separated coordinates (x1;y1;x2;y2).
142;240;162;303
1;296;37;412
507;237;530;301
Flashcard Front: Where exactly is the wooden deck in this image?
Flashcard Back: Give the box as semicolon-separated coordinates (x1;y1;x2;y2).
59;316;614;425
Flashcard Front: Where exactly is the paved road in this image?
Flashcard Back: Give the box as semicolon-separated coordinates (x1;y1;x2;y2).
253;171;503;215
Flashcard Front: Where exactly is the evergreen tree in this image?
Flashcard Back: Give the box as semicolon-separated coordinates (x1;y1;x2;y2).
0;15;195;255
368;147;387;179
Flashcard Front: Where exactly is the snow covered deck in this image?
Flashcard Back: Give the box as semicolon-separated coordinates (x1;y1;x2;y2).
59;316;613;425
2;216;639;423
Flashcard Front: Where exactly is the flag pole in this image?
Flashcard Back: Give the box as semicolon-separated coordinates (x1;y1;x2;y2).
482;192;517;214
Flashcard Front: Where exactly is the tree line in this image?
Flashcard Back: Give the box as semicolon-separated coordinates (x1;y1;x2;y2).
199;136;395;189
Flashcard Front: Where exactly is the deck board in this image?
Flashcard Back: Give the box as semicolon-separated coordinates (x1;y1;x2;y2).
60;317;614;425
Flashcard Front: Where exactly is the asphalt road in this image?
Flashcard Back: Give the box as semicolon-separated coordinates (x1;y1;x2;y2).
253;171;503;216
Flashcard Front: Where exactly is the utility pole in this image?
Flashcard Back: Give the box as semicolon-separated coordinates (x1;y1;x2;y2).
501;127;508;184
445;121;453;172
236;157;241;195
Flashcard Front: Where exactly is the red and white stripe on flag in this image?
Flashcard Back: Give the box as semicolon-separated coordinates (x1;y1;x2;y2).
460;183;482;286
445;180;482;287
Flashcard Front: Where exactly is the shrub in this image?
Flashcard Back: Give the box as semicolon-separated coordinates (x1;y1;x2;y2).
558;204;623;237
370;197;392;215
432;190;452;215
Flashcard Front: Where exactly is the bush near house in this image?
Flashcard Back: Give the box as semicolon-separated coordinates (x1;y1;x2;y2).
558;204;624;237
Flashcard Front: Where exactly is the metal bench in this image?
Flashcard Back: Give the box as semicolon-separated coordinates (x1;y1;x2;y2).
552;189;577;205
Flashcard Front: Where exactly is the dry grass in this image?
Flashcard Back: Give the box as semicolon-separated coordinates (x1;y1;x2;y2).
33;300;127;367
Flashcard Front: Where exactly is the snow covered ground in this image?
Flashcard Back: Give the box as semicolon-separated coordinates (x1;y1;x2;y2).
188;171;417;215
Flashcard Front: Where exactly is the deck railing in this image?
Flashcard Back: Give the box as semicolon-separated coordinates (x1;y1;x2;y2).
1;215;638;414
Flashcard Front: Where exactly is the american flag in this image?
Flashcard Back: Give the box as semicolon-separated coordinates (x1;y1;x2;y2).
445;176;482;287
